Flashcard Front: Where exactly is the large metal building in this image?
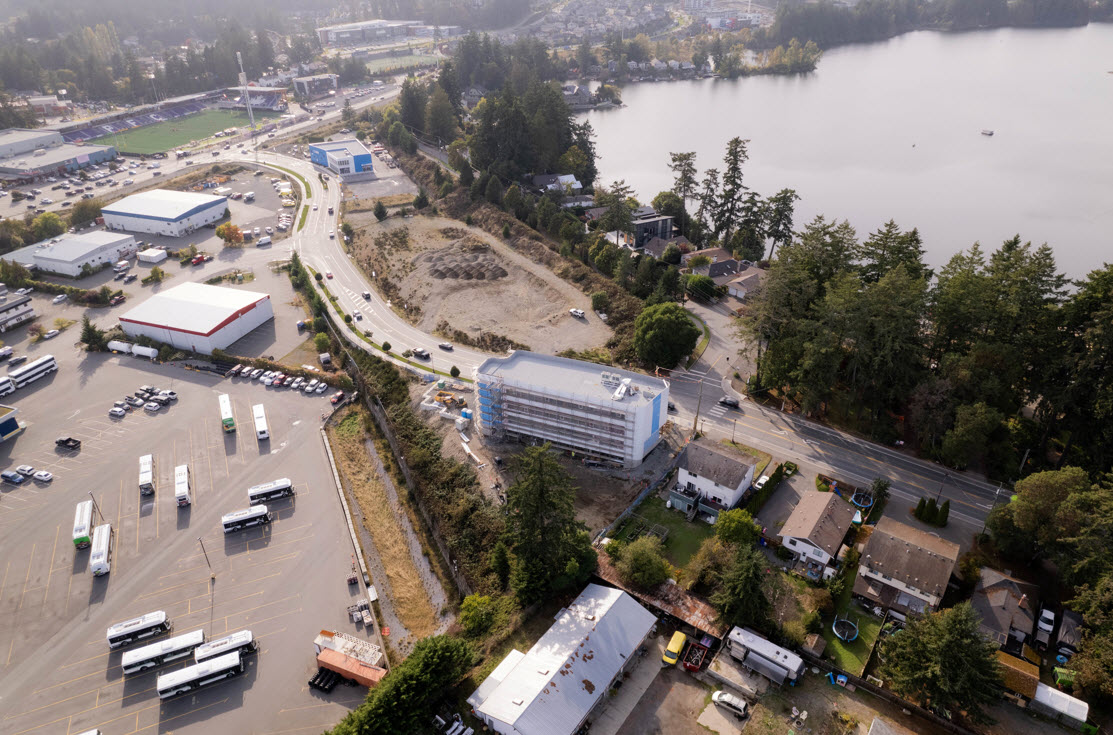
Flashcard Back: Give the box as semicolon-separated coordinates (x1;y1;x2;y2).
101;189;227;237
118;282;273;355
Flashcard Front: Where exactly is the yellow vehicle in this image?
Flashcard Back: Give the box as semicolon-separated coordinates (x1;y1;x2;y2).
663;631;687;666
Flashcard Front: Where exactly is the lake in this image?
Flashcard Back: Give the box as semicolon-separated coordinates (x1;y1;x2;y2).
580;24;1113;278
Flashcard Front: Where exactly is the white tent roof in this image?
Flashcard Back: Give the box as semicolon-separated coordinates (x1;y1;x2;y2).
1034;682;1089;723
473;584;655;735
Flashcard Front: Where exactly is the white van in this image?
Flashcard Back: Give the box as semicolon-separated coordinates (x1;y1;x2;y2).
174;464;191;507
256;236;271;247
244;191;255;201
569;308;585;318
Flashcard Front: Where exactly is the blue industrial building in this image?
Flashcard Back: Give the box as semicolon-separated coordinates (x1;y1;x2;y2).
308;139;374;180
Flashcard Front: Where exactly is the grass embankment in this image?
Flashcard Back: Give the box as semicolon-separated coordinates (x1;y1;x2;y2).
685;310;711;369
328;408;438;639
298;204;309;232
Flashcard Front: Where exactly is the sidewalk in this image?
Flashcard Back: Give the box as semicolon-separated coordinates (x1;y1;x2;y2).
589;634;667;735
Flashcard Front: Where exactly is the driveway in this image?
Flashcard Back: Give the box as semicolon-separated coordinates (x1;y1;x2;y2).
615;665;744;735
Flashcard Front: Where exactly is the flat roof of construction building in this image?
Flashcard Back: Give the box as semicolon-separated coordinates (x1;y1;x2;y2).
476;351;668;405
101;189;226;223
118;282;269;336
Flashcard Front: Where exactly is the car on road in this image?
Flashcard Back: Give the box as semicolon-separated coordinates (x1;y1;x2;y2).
711;691;749;719
56;436;81;450
753;475;770;491
7;355;27;367
412;347;430;360
329;230;335;238
313;204;318;210
15;465;35;476
325;272;333;279
331;391;345;404
718;397;740;409
1;470;25;485
52;294;67;304
354;312;362;320
438;342;453;351
143;402;161;412
42;329;59;339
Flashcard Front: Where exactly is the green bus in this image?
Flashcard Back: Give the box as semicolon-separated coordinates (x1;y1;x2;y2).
73;500;94;549
219;394;235;433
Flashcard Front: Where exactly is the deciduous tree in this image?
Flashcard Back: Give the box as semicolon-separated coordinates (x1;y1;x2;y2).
633;302;700;369
615;536;671;590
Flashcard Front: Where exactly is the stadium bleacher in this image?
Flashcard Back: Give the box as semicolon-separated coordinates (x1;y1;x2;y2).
63;101;209;143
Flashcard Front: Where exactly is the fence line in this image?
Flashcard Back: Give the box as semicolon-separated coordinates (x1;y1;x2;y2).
595;456;681;543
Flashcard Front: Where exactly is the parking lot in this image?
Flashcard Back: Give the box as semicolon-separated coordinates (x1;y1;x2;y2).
0;349;371;735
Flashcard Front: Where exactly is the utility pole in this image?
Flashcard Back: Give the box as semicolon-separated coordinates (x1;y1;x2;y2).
198;537;214;579
88;491;104;523
935;472;949;502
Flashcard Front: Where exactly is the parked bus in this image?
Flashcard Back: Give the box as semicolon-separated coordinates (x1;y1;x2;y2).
138;454;155;495
8;354;57;388
122;629;205;674
247;478;294;506
174;464;191;507
252;403;268;440
218;394;235;433
156;652;244;699
194;629;257;662
73;500;94;548
106;611;171;649
221;506;271;533
89;523;112;576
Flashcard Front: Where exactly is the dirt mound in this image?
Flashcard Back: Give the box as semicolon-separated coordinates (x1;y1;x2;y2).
418;241;508;281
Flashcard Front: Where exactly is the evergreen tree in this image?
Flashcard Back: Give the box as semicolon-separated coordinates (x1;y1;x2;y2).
924;497;938;525
424;85;458;144
373;201;388;221
915;497;926;520
710;545;772;630
713;137;750;245
937;499;950;526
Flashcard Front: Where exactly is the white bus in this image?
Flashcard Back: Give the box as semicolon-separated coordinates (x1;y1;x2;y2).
174;464;191;507
8;354;57;388
138;454;155;496
221;506;271;533
121;629;205;674
0;377;14;397
218;393;235;433
156;651;244;699
89;523;112;576
73;500;94;549
106;611;172;649
194;629;257;662
252;403;268;440
247;478;294;506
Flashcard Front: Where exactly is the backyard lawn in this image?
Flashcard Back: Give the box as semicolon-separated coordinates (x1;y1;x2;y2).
611;495;714;567
821;612;882;676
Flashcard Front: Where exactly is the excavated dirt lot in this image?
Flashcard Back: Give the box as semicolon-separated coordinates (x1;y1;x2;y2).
347;213;611;353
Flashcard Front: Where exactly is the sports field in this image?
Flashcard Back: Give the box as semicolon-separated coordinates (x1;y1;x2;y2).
90;108;283;155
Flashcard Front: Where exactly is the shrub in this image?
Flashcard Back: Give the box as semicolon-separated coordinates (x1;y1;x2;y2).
313;316;328;333
937;500;950;526
315;272;323;281
591;291;609;312
450;365;460;378
615;536;670;590
458;594;497;637
464;214;473;226
373;200;388;221
413;189;429;210
501;223;511;238
314;333;330;352
774;545;794;561
381;341;390;352
344;314;352;324
915;497;926;519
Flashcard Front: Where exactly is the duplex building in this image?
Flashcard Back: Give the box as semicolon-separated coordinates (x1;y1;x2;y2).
309;139;374;180
726;626;805;686
0;128;115;182
778;492;855;581
853;517;959;615
669;440;757;521
102;189;227;237
475;352;669;469
468;584;656;735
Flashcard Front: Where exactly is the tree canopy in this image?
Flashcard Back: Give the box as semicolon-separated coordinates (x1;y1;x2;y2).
615;536;671;590
633;302;700;369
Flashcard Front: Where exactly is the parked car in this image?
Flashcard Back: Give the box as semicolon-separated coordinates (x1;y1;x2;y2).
52;294;67;304
315;382;328;393
668;402;677;412
55;436;81;450
143;402;161;412
711;691;749;719
753;475;771;491
42;329;59;339
113;400;132;412
125;396;144;407
110;295;126;306
7;355;27;367
124;274;137;284
1038;607;1056;634
15;287;32;296
32;470;54;483
1;470;25;485
249;368;263;380
331;391;345;404
159;390;178;401
303;379;319;393
15;465;34;476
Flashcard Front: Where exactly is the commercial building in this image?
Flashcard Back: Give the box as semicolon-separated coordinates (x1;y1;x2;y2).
0;128;115;182
475;352;669;469
0;404;22;442
468;584;655;735
102;189;227;237
315;19;461;46
118;282;273;355
293;74;339;100
309;139;374;180
853;517;959;615
4;231;138;278
26;95;73;116
0;295;35;333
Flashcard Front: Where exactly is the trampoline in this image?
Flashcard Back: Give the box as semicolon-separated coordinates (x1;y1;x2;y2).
832;616;860;642
850;492;875;510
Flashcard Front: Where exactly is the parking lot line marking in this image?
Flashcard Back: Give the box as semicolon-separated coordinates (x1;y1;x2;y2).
267;718;367;733
0;559;10;601
4;684;100;720
17;542;36;611
126;697;228;734
192;593;301;629
6;637;13;666
188;426;196;503
114;477;124;576
33;663;118;694
42;524;61;606
7;711;73;735
276;699;367;715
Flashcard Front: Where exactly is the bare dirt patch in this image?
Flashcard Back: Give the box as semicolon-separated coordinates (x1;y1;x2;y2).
347;214;611;354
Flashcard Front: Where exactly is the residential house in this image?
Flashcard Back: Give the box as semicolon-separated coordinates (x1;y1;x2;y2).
561;84;593;108
778;492;856;581
695;258;741;284
971;568;1039;654
601;230;636;249
669;440;758;521
681;247;732;266
853;517;959;615
467;583;656;735
726;627;806;685
462;85;488;109
560;195;595;210
632;206;673;248
643;235;690;260
726;265;765;301
532;173;583;194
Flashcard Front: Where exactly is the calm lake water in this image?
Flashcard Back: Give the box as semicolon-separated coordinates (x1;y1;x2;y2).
581;24;1113;278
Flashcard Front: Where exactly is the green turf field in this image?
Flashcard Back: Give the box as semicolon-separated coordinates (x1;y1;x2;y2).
90;108;283;155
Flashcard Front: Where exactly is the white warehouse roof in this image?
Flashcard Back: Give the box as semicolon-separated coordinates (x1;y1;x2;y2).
101;189;226;222
34;231;135;264
119;282;269;336
469;584;655;735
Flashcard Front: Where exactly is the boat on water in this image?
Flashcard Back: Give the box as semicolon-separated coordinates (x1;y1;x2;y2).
981;129;995;136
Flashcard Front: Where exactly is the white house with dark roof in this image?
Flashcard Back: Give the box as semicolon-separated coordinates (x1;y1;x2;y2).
670;440;757;520
467;584;656;735
853;517;960;614
779;492;856;580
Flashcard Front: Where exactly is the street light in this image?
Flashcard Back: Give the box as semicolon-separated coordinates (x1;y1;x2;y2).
198;537;214;579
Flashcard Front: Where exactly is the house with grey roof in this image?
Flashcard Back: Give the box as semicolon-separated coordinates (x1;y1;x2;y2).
643;235;690;260
853;517;959;615
726;265;765;301
779;492;856;580
670;440;758;521
971;568;1039;654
